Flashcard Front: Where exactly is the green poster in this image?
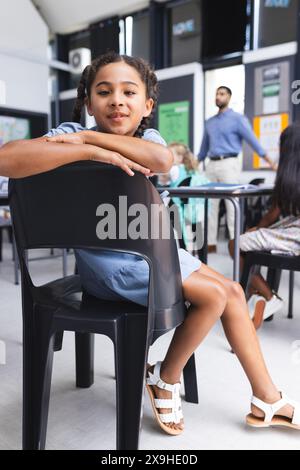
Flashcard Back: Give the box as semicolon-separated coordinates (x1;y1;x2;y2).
158;101;189;145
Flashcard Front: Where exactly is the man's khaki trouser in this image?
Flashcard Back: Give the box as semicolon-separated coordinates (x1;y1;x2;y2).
205;157;241;245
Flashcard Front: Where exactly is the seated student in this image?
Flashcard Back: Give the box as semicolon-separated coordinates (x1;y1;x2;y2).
229;124;300;329
1;53;299;436
168;142;207;183
168;143;209;251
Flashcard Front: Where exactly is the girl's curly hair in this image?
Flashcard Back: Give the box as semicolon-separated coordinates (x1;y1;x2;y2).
72;51;159;138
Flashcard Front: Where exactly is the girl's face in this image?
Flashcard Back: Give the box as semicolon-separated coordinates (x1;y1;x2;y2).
86;61;154;136
170;148;183;165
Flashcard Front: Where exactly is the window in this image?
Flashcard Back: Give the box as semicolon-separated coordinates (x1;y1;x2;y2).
254;0;298;49
123;10;150;61
168;0;202;66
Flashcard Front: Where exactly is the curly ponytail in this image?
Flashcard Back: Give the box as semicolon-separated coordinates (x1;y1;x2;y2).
72;52;159;137
72;66;90;123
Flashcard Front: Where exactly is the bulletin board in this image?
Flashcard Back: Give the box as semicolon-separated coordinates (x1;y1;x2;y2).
243;48;295;171
154;63;203;154
253;113;289;169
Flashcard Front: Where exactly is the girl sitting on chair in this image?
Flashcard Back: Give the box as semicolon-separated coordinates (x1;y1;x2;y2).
0;53;299;436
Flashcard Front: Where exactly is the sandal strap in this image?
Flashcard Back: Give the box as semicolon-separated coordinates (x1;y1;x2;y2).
146;362;181;392
292;405;300;426
154;391;182;411
251;392;299;423
147;361;183;425
281;393;300;425
154;398;176;408
159;409;183;424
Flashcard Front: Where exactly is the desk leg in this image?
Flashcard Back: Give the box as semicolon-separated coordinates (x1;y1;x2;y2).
239;198;245;233
229;197;241;282
203;198;208;264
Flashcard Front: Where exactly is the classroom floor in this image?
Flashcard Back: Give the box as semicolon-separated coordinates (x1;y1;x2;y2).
0;232;300;450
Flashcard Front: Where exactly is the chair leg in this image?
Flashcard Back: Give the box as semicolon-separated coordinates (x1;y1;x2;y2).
183;353;199;404
288;271;294;319
264;268;282;322
75;332;94;388
23;308;55;450
266;268;282;294
53;331;64;351
240;255;253;293
115;313;149;450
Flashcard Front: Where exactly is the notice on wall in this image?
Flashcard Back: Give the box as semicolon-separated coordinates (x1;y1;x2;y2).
253;113;289;169
0;116;31;147
158;101;189;145
254;62;290;117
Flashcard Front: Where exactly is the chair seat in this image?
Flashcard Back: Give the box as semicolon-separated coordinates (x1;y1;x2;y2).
241;250;299;322
34;274;185;338
34;274;147;328
246;251;300;271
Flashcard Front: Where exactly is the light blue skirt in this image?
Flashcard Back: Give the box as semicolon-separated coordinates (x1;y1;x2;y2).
75;248;201;306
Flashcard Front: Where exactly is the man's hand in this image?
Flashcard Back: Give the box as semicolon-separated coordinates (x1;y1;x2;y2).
271;162;278;171
264;155;278;171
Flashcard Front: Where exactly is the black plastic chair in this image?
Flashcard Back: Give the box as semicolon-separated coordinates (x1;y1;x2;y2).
170;176;191;251
170;176;204;260
243;178;271;231
9;161;198;450
240;251;299;320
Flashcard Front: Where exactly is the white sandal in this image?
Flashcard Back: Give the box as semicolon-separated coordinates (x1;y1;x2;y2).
146;362;184;436
246;392;300;430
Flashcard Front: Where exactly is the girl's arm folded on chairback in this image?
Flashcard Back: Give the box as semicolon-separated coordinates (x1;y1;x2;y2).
47;130;174;174
84;130;174;173
0;137;149;178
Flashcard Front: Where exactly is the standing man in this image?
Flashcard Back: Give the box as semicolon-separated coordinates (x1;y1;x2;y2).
198;86;276;253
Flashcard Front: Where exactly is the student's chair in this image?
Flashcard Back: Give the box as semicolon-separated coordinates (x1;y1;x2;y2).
9;162;198;451
170;176;191;251
240;251;300;319
170;176;205;260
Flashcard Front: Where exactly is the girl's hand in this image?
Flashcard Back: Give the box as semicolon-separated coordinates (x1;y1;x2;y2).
91;147;151;177
46;131;86;145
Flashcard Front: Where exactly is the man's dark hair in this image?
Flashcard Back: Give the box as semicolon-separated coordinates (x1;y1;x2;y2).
217;86;232;96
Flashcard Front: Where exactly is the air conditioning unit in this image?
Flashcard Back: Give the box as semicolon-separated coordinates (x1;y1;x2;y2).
69;48;91;74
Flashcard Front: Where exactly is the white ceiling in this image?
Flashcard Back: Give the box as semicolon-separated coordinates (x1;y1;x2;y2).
31;0;149;34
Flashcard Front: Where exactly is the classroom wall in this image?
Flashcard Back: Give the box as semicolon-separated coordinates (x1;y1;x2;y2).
0;0;49;114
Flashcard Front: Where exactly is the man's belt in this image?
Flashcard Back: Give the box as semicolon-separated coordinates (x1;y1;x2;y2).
209;154;238;161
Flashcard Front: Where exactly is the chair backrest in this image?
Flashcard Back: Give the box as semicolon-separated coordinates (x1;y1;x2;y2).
249;178;265;186
9;162;185;337
178;177;191;204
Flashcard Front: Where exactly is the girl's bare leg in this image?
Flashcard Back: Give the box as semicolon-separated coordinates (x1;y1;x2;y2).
228;239;273;299
148;270;227;431
151;263;293;432
250;273;273;300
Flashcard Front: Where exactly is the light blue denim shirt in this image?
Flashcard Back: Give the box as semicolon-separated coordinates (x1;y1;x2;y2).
198;109;266;161
44;122;174;306
45;121;166;146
